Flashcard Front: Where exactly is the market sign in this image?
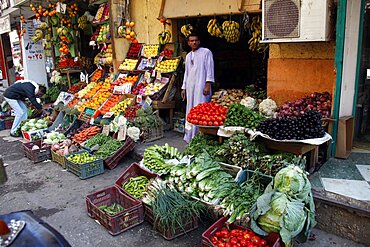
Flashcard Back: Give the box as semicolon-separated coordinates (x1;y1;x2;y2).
0;15;10;34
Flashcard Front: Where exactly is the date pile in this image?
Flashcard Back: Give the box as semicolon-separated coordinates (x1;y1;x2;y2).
257;111;325;140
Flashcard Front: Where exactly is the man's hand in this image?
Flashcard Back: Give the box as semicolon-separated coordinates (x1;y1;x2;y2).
203;82;211;96
181;89;186;101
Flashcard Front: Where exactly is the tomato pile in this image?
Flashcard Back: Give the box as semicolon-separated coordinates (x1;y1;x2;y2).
211;228;269;247
187;102;227;126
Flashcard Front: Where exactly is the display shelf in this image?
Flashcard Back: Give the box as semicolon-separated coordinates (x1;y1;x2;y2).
89;0;108;5
92;20;110;26
97;40;112;45
58;68;83;88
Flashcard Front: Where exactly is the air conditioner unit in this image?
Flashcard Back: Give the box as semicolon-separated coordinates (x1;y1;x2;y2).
262;0;333;43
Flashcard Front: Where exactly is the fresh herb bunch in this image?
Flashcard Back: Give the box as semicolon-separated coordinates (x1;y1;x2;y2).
142;179;204;234
224;103;265;129
134;107;162;129
214;177;264;224
95;139;122;159
184;134;221;158
217;133;264;169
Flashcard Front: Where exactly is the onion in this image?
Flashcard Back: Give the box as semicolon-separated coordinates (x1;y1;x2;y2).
51;144;60;151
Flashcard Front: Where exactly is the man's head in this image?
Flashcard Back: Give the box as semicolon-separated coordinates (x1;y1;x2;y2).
187;33;200;51
37;86;46;97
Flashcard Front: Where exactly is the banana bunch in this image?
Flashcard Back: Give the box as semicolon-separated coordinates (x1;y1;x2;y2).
180;24;193;38
39;22;48;30
207;19;223;38
222;21;240;43
31;29;44;42
248;16;267;53
158;30;171;45
78;15;88;30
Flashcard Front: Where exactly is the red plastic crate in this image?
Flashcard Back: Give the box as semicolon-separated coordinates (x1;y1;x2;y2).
145;204;199;240
115;162;158;200
3;118;14;129
202;217;281;247
86;186;144;235
104;137;135;169
22;140;51;163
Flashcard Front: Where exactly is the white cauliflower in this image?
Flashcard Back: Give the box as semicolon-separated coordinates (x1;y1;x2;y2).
240;96;256;109
259;98;278;117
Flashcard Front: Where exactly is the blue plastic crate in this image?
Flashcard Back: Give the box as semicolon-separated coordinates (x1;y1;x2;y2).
65;151;104;179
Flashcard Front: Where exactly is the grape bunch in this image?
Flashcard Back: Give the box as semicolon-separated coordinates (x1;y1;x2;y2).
257;111;325;140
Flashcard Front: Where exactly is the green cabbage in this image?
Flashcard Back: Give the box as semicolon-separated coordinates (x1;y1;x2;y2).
251;165;316;245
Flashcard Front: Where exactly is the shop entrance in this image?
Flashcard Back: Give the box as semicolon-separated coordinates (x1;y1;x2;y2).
174;14;268;91
354;1;370;149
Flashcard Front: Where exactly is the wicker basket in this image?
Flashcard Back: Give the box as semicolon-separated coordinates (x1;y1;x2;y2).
51;150;66;168
86;186;144;235
141;125;164;143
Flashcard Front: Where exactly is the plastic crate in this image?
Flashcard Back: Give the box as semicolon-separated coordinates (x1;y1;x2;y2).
51;150;66;168
115;162;158;200
0;120;4;130
104;137;135;169
86;186;144;235
22;140;51;163
144;204;199;240
202;217;281;247
142;126;164;143
65;151;104;179
3;118;14;129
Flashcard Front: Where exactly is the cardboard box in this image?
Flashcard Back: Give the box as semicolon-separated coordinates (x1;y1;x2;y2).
173;118;185;133
22;128;48;142
335;116;354;159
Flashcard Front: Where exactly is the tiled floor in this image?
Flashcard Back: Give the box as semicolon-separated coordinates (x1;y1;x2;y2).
310;151;370;202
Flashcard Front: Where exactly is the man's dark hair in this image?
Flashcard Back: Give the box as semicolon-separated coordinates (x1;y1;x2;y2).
39;86;47;95
187;32;200;41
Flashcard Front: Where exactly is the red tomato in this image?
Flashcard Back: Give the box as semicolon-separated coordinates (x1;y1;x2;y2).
239;239;248;247
260;239;267;246
214;121;219;126
193;119;199;125
221;229;229;238
230;230;239;237
218;243;225;247
210;116;215;121
215;231;222;238
212;237;219;244
208;121;213;126
243;233;252;241
246;243;254;247
251;236;261;246
225;243;232;247
230;238;238;245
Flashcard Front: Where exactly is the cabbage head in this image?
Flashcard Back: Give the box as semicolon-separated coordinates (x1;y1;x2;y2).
274;165;311;200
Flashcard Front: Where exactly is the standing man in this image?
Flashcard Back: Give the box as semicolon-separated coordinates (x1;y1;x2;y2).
181;33;215;143
3;80;46;137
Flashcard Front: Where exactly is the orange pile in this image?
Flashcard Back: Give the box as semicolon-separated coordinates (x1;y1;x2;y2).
68;98;79;107
100;95;122;115
83;82;106;99
91;70;103;82
82;83;111;110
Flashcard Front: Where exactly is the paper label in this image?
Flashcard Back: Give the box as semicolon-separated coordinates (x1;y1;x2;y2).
117;125;126;141
80;72;86;82
103;112;114;118
136;95;143;104
102;125;110;136
156;71;162;80
56;2;67;14
145;96;152;105
144;71;151;79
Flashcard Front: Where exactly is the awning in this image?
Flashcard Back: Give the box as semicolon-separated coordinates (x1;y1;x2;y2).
160;0;261;19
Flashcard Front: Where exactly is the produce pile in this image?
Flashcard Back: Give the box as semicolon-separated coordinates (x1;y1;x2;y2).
166;153;235;204
84;133;123;159
133;107;162;129
211;89;246;107
99;203;125;215
67;152;98;164
224;103;265;129
122;176;150;199
21;119;48;132
142;179;204;235
186;102;227;127
251;165;316;245
143;143;183;174
184;134;221;158
210;227;271;247
72;125;101;144
277;92;332;118
257;111;326;140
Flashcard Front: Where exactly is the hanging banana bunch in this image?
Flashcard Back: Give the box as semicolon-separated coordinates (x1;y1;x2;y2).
158;30;171;45
31;29;44;42
222;20;240;43
248;16;267;53
78;15;88;30
207;19;223;38
180;24;193;38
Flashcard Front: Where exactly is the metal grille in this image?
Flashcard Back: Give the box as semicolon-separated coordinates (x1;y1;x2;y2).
264;0;300;39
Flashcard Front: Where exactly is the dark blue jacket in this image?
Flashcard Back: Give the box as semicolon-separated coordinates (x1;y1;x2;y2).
3;82;42;109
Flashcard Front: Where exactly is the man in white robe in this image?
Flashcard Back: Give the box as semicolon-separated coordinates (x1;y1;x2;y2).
181;34;215;143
